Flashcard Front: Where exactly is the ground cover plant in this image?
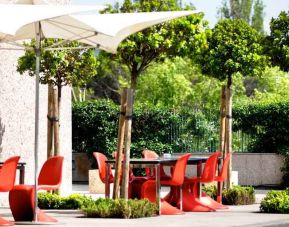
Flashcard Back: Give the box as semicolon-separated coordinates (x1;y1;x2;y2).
203;185;255;205
38;192;157;218
260;189;289;213
81;198;157;219
38;192;94;209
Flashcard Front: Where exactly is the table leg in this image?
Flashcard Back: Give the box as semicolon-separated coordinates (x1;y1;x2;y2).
155;164;161;215
105;163;110;198
196;161;202;198
19;165;25;184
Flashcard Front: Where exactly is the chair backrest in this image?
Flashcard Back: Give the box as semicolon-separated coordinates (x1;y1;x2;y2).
142;150;168;177
200;151;221;183
38;156;64;190
170;153;191;185
217;153;231;181
93;152;113;183
0;156;20;191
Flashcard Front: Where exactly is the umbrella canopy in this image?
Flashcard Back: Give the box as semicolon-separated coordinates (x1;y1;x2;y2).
0;5;199;53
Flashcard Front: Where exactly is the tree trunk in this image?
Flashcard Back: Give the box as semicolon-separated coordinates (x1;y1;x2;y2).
47;85;54;159
120;88;134;200
113;89;128;199
220;86;226;156
225;76;233;188
53;86;60;156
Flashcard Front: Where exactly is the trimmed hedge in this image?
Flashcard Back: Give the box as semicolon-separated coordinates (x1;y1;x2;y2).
203;185;255;205
37;192;157;218
81;198;157;219
233;101;289;153
260;189;289;213
72;99;218;160
38;192;94;209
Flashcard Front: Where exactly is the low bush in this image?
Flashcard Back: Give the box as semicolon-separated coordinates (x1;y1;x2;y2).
38;192;94;209
203;185;255;205
260;189;289;213
38;192;157;218
81;198;157;219
222;185;255;205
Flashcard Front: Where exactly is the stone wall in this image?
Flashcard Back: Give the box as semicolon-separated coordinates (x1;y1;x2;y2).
0;0;72;206
73;152;284;187
232;153;284;186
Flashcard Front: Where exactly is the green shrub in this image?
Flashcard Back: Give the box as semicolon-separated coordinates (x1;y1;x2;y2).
72;99;218;161
81;198;157;219
260;189;289;213
203;185;217;200
38;192;93;209
222;185;255;205
234;102;289;153
203;185;255;205
38;192;64;209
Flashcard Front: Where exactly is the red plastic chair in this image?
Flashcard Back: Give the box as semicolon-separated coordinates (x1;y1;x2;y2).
215;153;231;203
0;156;20;226
142;150;170;179
93;152;114;184
38;156;64;191
9;156;64;223
183;151;221;211
185;152;221;193
141;153;191;213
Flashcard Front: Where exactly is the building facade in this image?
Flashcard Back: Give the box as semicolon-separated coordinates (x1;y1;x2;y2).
0;0;72;206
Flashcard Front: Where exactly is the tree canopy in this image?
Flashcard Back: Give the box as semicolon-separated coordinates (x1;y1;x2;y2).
101;0;210;90
197;19;267;86
17;39;98;93
265;11;289;72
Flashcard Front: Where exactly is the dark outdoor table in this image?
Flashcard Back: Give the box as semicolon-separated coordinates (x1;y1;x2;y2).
0;162;26;184
105;155;214;215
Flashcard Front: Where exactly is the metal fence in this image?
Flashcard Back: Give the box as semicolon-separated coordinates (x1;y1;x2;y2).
168;113;253;153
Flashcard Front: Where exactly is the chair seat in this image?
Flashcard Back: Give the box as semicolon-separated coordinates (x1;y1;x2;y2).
37;184;60;191
214;176;224;182
185;176;212;184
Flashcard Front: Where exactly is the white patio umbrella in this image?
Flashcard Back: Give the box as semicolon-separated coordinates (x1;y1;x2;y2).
0;4;200;223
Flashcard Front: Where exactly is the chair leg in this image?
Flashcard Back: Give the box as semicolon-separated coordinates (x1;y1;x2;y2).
217;182;223;203
179;185;183;211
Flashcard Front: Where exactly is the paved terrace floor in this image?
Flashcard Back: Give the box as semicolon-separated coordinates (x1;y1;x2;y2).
1;185;287;227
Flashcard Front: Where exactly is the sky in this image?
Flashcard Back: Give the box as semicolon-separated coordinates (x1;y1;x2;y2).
71;0;289;33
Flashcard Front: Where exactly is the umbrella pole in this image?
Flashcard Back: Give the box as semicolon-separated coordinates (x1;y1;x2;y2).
33;21;41;223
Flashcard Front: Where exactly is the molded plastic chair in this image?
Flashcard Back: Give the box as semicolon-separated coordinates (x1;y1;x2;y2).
101;151;147;199
93;152;114;184
196;153;231;210
9;156;64;223
215;153;231;203
183;152;221;211
142;150;170;179
185;151;221;193
0;156;20;226
38;156;64;191
141;153;191;213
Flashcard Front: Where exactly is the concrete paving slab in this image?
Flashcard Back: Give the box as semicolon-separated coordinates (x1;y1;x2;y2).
2;184;281;227
1;204;289;227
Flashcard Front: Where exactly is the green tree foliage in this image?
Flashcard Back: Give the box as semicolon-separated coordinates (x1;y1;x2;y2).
253;67;289;102
101;0;210;90
197;19;267;87
136;57;222;110
233;102;289;153
265;11;289;72
72;99;218;157
17;39;98;100
218;0;265;33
